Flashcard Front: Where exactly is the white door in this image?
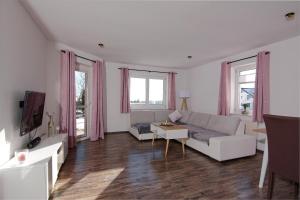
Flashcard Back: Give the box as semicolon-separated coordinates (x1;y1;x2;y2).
75;64;92;140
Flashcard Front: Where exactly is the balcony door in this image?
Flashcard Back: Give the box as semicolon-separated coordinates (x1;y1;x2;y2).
75;64;92;140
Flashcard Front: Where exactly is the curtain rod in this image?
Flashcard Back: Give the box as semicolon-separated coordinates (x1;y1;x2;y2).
117;68;177;74
60;50;96;63
228;51;270;64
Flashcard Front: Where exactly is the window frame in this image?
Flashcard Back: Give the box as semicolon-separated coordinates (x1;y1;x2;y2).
232;63;256;115
75;64;93;141
129;71;168;110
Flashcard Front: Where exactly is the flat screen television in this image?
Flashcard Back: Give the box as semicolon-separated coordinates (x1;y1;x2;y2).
20;91;46;136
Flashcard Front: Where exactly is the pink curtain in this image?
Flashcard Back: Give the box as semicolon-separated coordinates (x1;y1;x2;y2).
91;60;104;141
168;72;176;110
253;51;270;122
218;61;231;116
120;68;130;113
59;50;76;148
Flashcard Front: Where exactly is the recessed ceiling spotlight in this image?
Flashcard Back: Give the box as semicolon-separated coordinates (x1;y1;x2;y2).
285;12;295;21
98;43;104;48
187;56;192;59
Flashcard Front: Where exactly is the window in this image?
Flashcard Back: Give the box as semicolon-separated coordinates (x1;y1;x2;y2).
130;77;146;104
130;72;167;109
149;79;164;105
232;63;256;115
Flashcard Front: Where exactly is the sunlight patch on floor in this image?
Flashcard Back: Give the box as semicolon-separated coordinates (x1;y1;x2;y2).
62;167;125;198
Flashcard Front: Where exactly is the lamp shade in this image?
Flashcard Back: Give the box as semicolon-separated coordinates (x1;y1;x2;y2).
179;90;191;98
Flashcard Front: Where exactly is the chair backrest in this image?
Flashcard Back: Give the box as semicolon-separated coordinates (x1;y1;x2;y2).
263;114;299;183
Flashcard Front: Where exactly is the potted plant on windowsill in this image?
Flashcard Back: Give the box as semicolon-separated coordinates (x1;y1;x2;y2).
242;103;250;115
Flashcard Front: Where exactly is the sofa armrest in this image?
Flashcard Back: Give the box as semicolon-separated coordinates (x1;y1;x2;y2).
209;135;256;161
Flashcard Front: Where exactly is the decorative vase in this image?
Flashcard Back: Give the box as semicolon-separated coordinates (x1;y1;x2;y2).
47;112;55;137
242;110;249;115
242;104;250;115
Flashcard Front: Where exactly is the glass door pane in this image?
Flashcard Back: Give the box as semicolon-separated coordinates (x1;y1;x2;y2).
75;71;88;138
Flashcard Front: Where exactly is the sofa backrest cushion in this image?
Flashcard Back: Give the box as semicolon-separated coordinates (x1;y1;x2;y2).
206;115;241;135
154;110;173;122
188;112;211;128
179;111;192;124
130;111;155;125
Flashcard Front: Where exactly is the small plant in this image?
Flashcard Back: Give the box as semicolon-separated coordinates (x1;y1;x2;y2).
242;103;250;114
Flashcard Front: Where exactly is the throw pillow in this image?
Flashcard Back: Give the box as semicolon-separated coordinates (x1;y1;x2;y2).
168;110;182;122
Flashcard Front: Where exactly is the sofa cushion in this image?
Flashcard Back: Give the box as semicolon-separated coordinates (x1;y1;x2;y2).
191;130;229;145
169;110;182;122
154;110;173;122
179;111;192;123
188;112;211;128
132;123;151;134
130;111;155;125
206;115;241;135
185;124;205;136
185;124;229;144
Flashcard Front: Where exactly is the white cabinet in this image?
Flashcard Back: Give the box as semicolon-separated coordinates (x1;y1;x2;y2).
0;134;68;200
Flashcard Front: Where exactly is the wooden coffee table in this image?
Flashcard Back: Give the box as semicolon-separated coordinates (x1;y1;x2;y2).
151;122;188;158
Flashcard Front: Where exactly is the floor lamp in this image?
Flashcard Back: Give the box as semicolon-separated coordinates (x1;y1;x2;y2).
179;91;190;111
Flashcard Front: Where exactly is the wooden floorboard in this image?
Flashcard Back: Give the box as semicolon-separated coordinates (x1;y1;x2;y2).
51;133;299;199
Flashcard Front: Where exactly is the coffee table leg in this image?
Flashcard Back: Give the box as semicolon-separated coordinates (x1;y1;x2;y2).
181;139;185;154
165;139;170;158
152;133;155;146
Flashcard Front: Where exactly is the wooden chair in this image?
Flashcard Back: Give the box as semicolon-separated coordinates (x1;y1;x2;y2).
263;114;299;199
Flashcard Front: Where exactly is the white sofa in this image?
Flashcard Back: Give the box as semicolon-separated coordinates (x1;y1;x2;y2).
129;110;256;161
181;112;256;161
129;110;172;140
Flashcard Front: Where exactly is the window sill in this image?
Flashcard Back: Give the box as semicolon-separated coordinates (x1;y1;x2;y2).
130;108;169;111
230;113;252;118
130;104;167;110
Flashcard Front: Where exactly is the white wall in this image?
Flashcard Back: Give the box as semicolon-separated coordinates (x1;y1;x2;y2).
42;42;60;131
188;36;300;117
106;62;188;132
0;0;48;165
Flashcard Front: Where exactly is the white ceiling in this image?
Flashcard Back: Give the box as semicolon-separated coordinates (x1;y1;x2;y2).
23;1;300;68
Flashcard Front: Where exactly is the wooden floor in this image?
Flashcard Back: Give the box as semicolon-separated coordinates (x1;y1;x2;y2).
51;133;298;200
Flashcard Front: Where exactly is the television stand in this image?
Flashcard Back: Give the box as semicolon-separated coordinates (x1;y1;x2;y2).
0;133;68;199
